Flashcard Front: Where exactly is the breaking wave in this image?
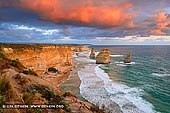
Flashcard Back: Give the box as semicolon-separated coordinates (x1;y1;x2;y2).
78;64;157;113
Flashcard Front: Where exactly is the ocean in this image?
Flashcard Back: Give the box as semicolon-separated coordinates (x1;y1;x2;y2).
61;45;170;113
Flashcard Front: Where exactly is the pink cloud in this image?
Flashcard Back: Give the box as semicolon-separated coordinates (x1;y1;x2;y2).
151;11;170;35
17;0;135;28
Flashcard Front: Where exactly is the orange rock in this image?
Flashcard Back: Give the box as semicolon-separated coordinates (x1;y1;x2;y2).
90;48;95;59
124;53;132;63
96;48;110;64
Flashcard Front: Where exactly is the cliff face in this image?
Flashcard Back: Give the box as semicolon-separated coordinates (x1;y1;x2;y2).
0;45;104;113
70;46;89;52
2;45;88;75
96;48;110;64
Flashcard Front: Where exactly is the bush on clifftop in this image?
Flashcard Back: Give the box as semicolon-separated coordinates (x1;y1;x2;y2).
48;67;58;73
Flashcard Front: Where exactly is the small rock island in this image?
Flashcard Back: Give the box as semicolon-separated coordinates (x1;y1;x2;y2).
96;48;110;64
124;53;132;63
89;48;96;59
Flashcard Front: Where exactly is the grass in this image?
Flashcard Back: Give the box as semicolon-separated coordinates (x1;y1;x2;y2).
28;85;62;103
22;93;34;105
0;76;12;96
0;75;17;107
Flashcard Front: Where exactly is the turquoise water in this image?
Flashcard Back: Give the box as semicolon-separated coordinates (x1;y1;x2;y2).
90;45;170;113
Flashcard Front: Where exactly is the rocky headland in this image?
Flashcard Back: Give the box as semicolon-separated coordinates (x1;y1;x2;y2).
1;44;88;75
0;44;105;113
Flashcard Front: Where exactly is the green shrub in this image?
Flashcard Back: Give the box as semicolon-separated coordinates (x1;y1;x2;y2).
10;60;17;66
65;107;71;112
22;70;29;75
59;100;71;112
28;85;60;102
0;95;6;104
0;53;5;59
48;67;58;73
0;76;14;101
21;69;38;76
27;85;71;112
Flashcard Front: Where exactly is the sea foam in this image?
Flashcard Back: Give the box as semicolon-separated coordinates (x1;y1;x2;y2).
95;65;156;113
77;52;156;113
110;55;124;57
151;73;170;77
78;63;157;113
115;61;136;66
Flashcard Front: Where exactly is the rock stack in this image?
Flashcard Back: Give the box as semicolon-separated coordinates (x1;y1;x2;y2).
96;48;110;64
124;53;132;63
89;48;95;59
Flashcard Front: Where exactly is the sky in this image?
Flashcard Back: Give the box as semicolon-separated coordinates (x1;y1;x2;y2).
0;0;170;45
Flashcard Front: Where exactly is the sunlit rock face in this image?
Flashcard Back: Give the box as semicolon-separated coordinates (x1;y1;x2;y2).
70;46;89;52
96;48;110;64
3;45;74;75
90;48;95;59
3;48;14;53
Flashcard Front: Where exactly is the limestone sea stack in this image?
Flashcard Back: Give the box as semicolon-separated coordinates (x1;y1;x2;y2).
124;53;132;63
90;48;95;59
96;48;110;64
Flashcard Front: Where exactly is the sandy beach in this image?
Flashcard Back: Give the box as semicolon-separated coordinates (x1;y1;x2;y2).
60;51;122;113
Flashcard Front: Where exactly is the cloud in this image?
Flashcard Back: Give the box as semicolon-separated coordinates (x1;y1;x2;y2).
0;23;59;35
95;35;170;43
1;0;135;28
150;11;170;35
60;36;78;41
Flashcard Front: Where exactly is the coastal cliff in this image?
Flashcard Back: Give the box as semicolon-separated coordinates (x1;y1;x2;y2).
0;44;104;113
1;45;88;75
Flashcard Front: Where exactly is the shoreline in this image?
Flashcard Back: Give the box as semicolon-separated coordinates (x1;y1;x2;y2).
59;57;89;101
60;51;122;113
60;50;156;113
0;52;105;113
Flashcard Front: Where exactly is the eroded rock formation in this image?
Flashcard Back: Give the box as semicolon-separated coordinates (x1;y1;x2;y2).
89;48;95;59
96;48;110;64
124;53;132;63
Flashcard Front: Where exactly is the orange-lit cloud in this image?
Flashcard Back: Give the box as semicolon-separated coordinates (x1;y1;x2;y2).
151;11;170;35
18;0;134;28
